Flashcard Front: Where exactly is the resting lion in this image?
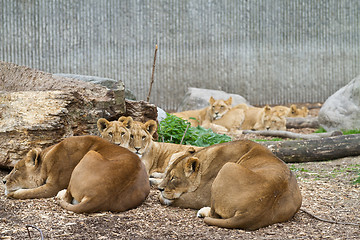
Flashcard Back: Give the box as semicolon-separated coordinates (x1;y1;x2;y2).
97;116;133;147
56;146;149;213
158;140;302;230
172;97;232;127
127;119;202;185
3;136;149;201
272;104;309;117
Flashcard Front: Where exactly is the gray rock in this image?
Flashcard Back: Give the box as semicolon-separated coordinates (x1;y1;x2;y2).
318;75;360;131
176;87;249;112
157;107;168;122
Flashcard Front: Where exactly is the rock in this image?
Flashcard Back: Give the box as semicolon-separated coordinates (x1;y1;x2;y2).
0;61;126;169
176;87;249;112
157;107;168;122
318;75;360;131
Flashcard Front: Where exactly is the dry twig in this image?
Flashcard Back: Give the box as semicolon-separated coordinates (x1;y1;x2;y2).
147;44;158;102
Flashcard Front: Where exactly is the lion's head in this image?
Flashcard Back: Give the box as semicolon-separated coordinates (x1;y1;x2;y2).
3;148;45;197
263;106;287;131
289;104;309;117
208;97;232;120
127;119;157;156
97;116;132;147
157;147;201;206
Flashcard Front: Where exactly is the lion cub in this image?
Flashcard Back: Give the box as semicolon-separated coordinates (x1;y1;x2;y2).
126;118;202;185
97;116;133;147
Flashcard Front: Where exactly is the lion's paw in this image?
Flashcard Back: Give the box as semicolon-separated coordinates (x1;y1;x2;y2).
56;189;67;200
197;207;211;218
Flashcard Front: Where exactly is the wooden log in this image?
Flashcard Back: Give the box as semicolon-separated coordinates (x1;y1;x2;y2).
259;134;360;163
242;130;342;140
286;116;320;129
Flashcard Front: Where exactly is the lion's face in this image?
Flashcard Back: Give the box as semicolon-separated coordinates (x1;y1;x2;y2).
128;120;157;156
3;149;44;196
264;113;286;131
158;150;200;206
208;97;232;120
289;105;309;117
97;117;131;147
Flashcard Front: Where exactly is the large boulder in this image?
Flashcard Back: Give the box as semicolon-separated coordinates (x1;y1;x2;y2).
176;87;249;112
318;75;360;131
0;62;126;168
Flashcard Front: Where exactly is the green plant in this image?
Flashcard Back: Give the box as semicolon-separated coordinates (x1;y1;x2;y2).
314;127;327;133
314;127;360;135
158;114;231;147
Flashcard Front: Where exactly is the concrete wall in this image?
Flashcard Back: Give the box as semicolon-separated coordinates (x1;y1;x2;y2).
1;0;359;111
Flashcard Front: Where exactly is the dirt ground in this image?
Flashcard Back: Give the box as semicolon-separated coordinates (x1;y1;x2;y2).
1;106;360;239
1;156;359;240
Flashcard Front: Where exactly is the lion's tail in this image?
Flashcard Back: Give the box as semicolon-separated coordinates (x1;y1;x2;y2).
203;215;261;231
58;192;100;213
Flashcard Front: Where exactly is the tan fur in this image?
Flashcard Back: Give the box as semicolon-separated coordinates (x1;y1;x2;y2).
240;106;268;130
172;108;208;127
202;107;245;134
289;104;309;117
56;148;149;213
264;108;287;131
97;116;133;147
158;140;302;230
3;136;149;202
272;104;309;117
172;97;232;127
127;119;202;183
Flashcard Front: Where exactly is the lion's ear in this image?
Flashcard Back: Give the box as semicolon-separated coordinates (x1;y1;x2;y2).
119;116;133;129
145;120;157;136
209;96;215;105
25;148;42;168
97;118;109;133
290;105;297;114
188;147;196;154
185;157;200;177
226;97;232;106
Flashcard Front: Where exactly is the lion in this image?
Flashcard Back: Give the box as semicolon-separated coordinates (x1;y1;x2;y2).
97;116;133;147
3;136;148;200
272;104;309;118
126;119;202;185
201;107;245;134
263;108;287;131
289;104;309;117
158;140;302;230
56;147;149;213
240;106;270;130
172;97;232;127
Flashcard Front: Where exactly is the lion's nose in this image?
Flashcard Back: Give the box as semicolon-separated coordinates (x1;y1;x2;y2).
158;186;164;192
2;179;6;185
134;147;141;152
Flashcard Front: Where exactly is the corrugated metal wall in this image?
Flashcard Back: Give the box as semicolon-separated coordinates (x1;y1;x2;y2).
1;0;359;111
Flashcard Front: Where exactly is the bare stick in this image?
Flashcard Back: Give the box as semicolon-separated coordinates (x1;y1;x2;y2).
26;225;44;240
180;123;190;145
147;44;158;102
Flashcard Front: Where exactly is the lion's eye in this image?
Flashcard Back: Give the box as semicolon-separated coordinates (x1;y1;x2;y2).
108;132;113;137
121;132;126;136
170;176;176;182
130;134;134;139
142;136;146;140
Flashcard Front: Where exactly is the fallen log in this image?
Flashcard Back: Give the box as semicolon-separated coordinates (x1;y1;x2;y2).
259;134;360;163
243;130;342;140
286;116;320;129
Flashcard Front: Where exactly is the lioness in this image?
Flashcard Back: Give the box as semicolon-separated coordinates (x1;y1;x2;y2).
97;116;133;147
240;106;270;130
56;147;149;213
127;119;202;185
201;107;245;134
158;140;302;230
3;136;143;199
272;104;309;118
172;97;232;127
263;108;287;131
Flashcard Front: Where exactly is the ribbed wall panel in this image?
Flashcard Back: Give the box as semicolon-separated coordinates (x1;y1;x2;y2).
0;0;359;111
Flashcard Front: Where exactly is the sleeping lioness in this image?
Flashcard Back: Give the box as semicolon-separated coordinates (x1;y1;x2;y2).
56;146;149;213
158;140;302;230
3;136;149;201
